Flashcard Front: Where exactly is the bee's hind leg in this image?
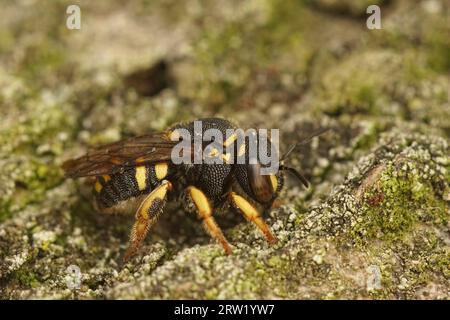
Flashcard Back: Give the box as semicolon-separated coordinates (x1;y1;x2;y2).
186;186;233;255
123;180;172;264
229;192;277;244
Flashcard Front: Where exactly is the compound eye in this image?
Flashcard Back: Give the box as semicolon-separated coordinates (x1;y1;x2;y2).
247;163;274;203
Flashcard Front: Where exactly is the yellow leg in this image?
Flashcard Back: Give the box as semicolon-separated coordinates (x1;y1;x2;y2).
123;180;172;263
186;186;232;254
229;192;277;244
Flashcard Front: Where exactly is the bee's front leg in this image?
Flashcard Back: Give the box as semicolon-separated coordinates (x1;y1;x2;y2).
123;180;172;264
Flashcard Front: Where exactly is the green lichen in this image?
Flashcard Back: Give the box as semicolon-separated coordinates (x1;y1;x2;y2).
183;0;315;109
1;0;449;300
0;91;75;221
14;266;41;288
424;17;450;73
352;121;385;151
352;155;447;243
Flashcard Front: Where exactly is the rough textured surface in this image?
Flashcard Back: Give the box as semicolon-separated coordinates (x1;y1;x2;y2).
0;0;448;299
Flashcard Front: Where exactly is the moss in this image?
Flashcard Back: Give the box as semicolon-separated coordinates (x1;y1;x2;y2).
0;29;15;54
19;40;69;82
182;0;314;109
313;47;450;132
1;0;449;300
352;161;447;243
423;18;450;73
266;255;285;268
314;51;397;116
15;267;41;288
352;121;385;151
360;227;449;299
0;162;63;223
0;81;78;221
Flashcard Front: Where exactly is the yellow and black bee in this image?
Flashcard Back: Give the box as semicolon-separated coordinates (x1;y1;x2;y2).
63;118;326;263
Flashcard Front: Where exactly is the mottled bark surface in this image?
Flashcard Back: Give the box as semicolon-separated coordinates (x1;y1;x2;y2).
0;0;448;299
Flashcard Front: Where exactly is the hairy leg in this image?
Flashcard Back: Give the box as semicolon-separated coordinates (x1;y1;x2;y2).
123;180;172;263
186;186;232;254
229;192;277;244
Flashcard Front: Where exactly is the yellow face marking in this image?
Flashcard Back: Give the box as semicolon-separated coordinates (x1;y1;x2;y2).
208;148;219;157
230;193;259;220
155;162;168;180
138;181;172;219
95;180;103;193
221;153;231;163
135;166;147;191
187;186;212;218
237;143;246;157
270;175;278;191
103;175;111;182
223;133;237;147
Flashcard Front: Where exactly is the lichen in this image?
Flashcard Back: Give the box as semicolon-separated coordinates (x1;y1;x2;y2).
0;0;449;300
352;161;447;243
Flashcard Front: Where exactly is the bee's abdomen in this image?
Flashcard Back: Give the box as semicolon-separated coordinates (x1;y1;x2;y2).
94;162;169;208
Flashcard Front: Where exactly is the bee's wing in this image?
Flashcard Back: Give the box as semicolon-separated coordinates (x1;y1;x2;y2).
62;132;181;178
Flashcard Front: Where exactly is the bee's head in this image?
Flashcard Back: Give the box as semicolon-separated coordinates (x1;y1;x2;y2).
233;127;329;208
234;128;331;207
235;161;310;208
233;131;285;207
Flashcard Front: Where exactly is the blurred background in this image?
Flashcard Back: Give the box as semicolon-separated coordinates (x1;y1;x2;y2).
0;0;448;299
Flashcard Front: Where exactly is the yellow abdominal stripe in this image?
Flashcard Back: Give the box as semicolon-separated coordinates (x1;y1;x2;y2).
136;163;168;190
135;166;147;191
94;175;111;193
155;162;168;180
94;180;103;193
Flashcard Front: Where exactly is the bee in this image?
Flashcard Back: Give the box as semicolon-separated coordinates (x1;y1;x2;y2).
63;118;327;263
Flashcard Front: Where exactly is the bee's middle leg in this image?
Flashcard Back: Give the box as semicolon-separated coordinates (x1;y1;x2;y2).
185;186;232;254
229;192;277;244
123;180;172;263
